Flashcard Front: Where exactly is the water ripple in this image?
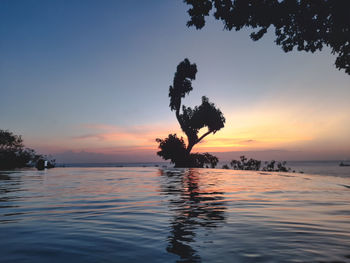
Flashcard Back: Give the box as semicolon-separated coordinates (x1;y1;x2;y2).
0;167;350;262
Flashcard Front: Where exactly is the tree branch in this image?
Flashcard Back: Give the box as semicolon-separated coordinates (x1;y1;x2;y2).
196;130;212;144
175;105;185;131
186;130;212;154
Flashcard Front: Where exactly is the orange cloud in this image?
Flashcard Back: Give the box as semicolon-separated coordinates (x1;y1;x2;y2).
70;123;183;151
69;116;318;155
28;95;350;161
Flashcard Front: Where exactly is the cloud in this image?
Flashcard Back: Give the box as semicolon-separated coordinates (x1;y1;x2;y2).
71;123;182;149
74;133;106;140
204;137;257;144
30;114;350;162
240;139;256;143
53;149;163;163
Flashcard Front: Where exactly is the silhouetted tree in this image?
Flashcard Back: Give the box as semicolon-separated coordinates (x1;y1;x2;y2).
262;160;291;172
0;129;55;170
229;156;292;172
184;0;350;74
190;152;219;168
230;155;261;170
222;164;230;169
156;59;225;168
1;130;37;169
156;134;188;167
0;130;24;149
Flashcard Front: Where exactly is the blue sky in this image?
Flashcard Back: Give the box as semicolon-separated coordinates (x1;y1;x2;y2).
1;0;349;162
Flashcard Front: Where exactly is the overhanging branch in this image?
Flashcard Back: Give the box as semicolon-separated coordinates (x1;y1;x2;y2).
196;130;212;144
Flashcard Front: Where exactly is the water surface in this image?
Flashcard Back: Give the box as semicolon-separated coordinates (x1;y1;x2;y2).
1;168;350;262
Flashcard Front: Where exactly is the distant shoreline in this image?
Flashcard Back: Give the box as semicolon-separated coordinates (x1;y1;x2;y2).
3;160;348;178
56;160;347;167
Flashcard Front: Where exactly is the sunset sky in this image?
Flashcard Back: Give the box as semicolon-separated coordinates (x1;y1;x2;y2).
1;0;349;162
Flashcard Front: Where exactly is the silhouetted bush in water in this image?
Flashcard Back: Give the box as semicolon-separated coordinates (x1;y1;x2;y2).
262;160;291;172
222;164;229;169
228;155;292;172
191;153;218;168
156;59;225;168
156;134;187;167
184;0;350;74
0;129;55;170
230;155;261;171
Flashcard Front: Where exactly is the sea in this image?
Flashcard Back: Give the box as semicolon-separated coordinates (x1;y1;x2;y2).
0;161;349;262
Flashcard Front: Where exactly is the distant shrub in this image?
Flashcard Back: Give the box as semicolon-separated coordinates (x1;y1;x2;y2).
222;164;229;169
262;160;291;172
230;156;261;171
228;156;293;172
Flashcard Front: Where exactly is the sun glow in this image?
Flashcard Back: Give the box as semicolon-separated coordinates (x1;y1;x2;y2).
27;99;350;161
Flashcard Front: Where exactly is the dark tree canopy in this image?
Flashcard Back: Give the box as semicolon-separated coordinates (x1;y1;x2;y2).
0;130;24;150
169;58;197;111
184;0;350;74
0;129;55;170
156;59;225;168
0;130;37;169
156;134;188;166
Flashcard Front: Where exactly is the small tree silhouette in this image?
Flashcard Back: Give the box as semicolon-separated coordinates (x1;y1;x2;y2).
230;155;261;171
156;59;225;168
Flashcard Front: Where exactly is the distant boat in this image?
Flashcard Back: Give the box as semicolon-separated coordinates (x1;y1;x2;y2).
339;161;350;167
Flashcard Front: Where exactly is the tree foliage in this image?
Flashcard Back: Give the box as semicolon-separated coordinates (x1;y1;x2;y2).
0;130;24;150
156;134;188;167
0;129;55;170
230;155;261;170
262;160;291;172
226;155;291;172
222;164;230;169
156;59;225;168
184;0;350;74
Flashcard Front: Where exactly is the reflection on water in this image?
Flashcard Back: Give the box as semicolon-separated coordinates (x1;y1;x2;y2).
0;167;350;262
0;171;25;223
160;169;226;262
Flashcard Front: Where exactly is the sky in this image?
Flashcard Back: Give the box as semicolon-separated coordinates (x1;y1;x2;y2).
1;0;349;163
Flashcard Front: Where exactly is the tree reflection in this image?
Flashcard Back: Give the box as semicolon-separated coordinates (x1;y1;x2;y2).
160;169;226;262
0;171;28;223
0;172;20;202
